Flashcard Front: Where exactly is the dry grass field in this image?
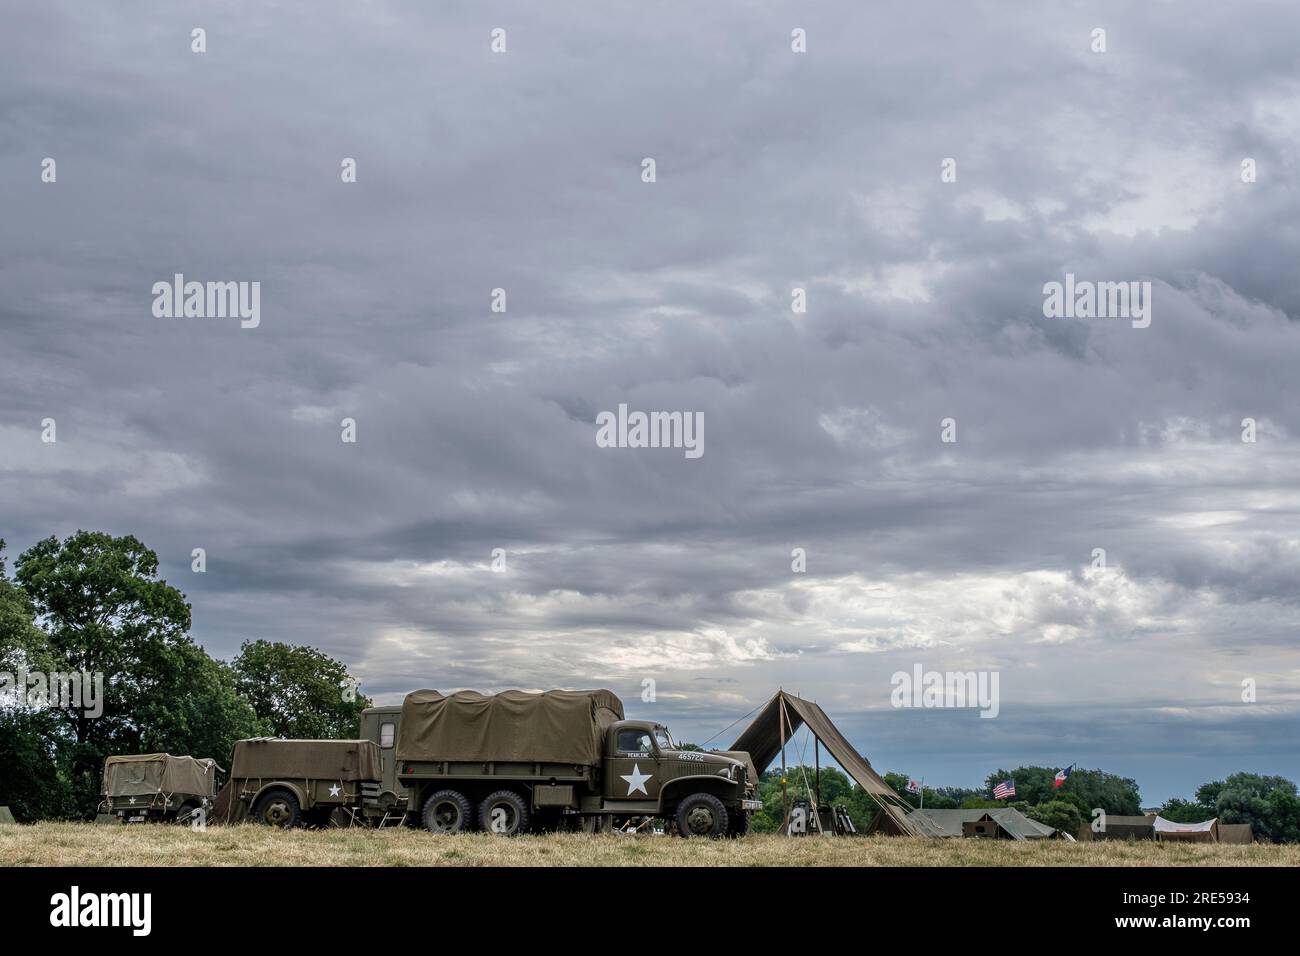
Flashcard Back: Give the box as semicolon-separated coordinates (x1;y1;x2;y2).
2;822;1296;866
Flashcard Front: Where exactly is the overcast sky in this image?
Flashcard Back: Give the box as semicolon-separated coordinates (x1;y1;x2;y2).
3;1;1298;804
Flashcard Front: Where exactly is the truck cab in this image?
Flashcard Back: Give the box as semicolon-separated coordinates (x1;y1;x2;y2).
602;720;759;836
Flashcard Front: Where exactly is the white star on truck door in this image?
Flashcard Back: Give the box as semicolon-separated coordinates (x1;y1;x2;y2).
621;764;651;796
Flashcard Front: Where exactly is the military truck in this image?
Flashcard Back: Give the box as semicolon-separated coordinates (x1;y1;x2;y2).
379;689;762;837
215;738;384;828
99;754;222;824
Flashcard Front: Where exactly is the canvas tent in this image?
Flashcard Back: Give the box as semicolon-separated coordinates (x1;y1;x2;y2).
907;808;1064;840
101;754;221;798
1218;823;1254;844
1093;813;1156;840
729;690;921;835
396;688;624;766
1154;815;1218;843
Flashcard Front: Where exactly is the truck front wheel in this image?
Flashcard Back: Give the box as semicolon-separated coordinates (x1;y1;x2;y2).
675;793;729;838
478;790;529;836
727;810;751;838
421;789;472;834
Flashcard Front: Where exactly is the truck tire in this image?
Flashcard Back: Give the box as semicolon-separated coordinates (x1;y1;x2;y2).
675;793;729;838
422;789;472;834
727;810;751;838
478;790;530;836
253;788;302;828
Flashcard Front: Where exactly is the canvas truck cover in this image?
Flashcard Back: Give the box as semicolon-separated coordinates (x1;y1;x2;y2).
229;739;383;781
396;689;625;765
102;754;221;798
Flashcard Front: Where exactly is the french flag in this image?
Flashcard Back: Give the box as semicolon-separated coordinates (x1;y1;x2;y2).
1054;764;1074;789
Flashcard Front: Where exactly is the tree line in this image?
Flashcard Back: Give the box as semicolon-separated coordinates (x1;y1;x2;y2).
0;531;370;821
746;764;1300;840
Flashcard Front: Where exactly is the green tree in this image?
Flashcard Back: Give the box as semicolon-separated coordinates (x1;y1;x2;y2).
1026;799;1084;835
1157;797;1210;823
232;639;371;739
1189;773;1300;843
984;766;1140;815
1;540;76;820
13;531;259;816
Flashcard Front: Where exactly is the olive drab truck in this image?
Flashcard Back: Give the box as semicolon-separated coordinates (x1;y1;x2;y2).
99;754;222;824
213;738;384;828
376;688;762;837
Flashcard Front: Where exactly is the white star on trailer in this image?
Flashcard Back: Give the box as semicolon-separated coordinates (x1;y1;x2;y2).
620;764;652;796
328;784;341;797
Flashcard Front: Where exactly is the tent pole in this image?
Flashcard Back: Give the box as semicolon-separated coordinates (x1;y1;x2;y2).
779;695;789;832
814;735;824;835
814;736;821;807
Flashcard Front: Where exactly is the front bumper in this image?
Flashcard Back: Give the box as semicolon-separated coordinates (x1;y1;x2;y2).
740;799;763;812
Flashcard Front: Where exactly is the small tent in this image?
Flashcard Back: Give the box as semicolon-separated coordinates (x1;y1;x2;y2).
908;808;1065;840
729;690;921;835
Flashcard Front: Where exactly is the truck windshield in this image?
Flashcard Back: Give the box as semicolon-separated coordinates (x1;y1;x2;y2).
655;729;674;750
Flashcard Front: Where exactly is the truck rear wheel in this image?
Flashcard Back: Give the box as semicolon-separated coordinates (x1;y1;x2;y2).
253;788;302;828
478;790;530;836
675;793;729;838
421;789;472;834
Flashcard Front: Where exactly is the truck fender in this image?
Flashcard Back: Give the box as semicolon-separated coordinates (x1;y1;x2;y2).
249;781;309;810
657;775;741;811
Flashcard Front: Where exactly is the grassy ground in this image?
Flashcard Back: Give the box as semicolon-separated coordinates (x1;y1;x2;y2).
1;822;1295;866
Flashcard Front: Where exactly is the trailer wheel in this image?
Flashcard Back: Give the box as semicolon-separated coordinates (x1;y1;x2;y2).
253;788;302;828
478;790;530;836
421;789;472;834
675;793;729;838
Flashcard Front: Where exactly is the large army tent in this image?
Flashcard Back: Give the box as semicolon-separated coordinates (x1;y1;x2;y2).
1093;814;1156;840
908;808;1064;840
229;738;382;781
729;690;921;835
101;754;221;798
396;689;624;765
1218;823;1255;844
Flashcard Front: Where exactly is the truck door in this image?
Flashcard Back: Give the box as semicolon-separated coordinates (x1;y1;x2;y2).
604;728;662;802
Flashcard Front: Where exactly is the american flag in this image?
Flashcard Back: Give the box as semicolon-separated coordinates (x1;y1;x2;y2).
993;779;1016;800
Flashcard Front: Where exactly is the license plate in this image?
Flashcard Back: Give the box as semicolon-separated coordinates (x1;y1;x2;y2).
127;816;146;822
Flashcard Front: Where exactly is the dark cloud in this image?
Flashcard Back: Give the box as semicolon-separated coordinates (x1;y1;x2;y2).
2;1;1297;803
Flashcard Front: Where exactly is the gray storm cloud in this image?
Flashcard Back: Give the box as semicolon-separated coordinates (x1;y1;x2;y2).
2;1;1298;802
